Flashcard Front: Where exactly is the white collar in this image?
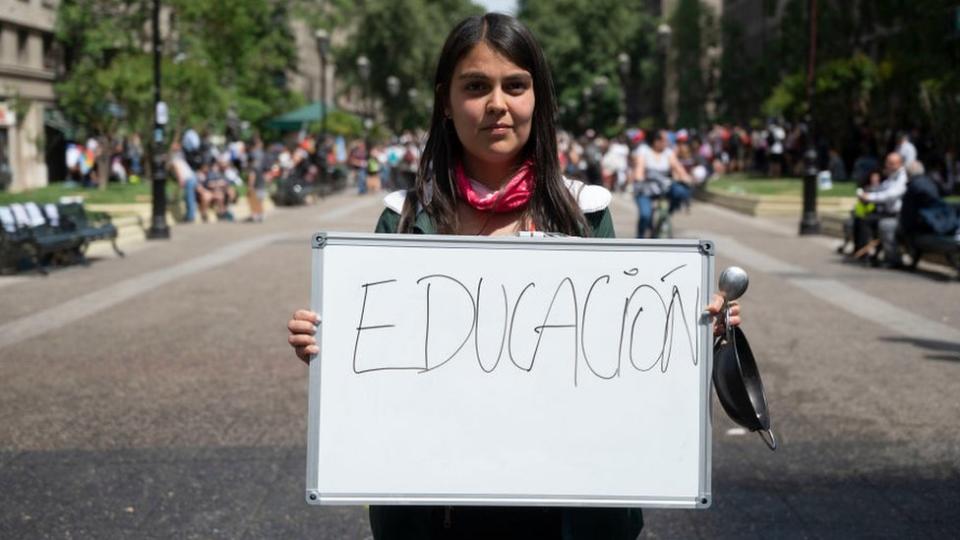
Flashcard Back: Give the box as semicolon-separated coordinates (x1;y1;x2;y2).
383;177;611;214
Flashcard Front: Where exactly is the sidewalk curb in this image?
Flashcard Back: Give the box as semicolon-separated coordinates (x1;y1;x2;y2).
694;188;848;239
84;198;276;258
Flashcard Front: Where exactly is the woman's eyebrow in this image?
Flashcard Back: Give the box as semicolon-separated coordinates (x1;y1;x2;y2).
457;71;490;80
457;71;531;81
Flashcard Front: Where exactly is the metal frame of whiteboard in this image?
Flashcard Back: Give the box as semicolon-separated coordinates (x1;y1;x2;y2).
306;232;715;509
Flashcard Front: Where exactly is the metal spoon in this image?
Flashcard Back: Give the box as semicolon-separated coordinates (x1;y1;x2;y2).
718;266;749;303
718;266;749;335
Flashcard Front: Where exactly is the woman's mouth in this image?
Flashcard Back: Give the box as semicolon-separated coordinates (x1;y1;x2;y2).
484;124;512;134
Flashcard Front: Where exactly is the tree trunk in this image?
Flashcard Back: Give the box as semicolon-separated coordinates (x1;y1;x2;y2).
96;134;111;190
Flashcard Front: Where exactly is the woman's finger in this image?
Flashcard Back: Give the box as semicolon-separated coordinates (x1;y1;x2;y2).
295;346;318;364
288;319;318;335
289;334;317;348
293;309;320;324
705;293;724;314
298;345;320;362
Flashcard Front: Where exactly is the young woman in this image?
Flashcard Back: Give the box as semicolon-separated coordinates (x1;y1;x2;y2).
287;13;740;539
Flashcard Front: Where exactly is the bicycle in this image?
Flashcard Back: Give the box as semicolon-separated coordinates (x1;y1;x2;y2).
651;196;673;239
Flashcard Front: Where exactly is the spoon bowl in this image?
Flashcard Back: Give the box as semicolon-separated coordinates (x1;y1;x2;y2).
719;266;749;303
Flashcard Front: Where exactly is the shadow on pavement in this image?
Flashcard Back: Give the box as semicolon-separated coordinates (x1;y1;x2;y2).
879;336;960;363
1;446;958;539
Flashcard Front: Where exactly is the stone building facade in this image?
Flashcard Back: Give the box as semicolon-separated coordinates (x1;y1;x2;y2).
0;0;59;192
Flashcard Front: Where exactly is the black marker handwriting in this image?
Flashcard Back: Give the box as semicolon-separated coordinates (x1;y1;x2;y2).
660;264;687;282
507;283;537;371
473;278;508;373
417;274;476;373
350;269;701;385
530;277;578;381
581;275;619;383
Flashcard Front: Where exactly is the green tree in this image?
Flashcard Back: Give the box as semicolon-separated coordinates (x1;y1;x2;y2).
519;0;660;133
721;0;960;158
334;0;483;133
669;0;705;128
173;0;303;131
55;0;303;186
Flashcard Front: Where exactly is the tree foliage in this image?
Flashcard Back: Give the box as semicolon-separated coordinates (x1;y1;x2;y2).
721;0;960;155
519;0;660;133
669;0;719;128
332;0;483;133
55;0;303;144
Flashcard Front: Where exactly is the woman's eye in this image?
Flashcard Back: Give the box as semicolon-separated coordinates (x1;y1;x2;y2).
465;82;488;92
506;81;528;93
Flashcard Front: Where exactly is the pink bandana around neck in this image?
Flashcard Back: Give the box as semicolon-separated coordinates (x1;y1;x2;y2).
455;160;535;213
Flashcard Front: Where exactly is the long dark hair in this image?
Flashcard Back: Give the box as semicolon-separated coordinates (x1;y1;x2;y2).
399;13;588;236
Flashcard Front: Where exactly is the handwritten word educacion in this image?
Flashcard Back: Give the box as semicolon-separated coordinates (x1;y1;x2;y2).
352;268;700;386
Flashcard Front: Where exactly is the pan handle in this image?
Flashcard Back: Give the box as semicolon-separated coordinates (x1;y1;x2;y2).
758;428;778;451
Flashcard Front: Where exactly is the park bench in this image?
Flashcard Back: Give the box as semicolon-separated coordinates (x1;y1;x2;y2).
905;233;960;279
0;203;85;274
55;201;124;260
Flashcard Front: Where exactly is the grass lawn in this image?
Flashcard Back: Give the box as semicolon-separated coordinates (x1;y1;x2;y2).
0;181;154;205
708;173;858;198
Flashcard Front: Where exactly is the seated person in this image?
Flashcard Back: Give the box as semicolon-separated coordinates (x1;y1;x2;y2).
846;168;883;255
900;160;958;240
855;152;907;267
194;162;216;222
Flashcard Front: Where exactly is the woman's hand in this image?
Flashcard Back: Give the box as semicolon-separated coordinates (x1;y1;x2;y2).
288;309;320;364
706;293;741;337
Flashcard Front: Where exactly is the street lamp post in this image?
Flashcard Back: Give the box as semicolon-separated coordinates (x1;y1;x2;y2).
356;55;371;194
314;29;330;141
386;75;400;133
147;0;169;240
799;0;821;235
356;55;371;124
407;87;419;127
704;45;722;124
617;52;630;125
593;75;609;95
592;75;609;130
580;86;592;132
657;23;672;128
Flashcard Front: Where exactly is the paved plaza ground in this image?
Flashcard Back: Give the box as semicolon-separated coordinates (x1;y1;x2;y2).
1;189;957;539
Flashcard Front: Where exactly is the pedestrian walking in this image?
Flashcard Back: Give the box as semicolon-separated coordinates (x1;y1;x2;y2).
245;135;267;223
287;12;741;540
348;140;368;195
169;138;199;223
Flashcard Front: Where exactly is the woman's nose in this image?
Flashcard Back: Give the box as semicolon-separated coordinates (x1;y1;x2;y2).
486;89;507;114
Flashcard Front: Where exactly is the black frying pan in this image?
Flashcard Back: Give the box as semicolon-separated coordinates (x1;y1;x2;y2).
713;325;777;450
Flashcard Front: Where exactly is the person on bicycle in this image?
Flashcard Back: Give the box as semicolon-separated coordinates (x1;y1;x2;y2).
631;129;693;238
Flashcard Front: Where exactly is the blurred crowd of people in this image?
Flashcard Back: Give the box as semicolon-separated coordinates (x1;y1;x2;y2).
62;115;959;249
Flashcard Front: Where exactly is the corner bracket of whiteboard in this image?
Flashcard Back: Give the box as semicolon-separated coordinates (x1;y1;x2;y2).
698;239;715;256
313;233;328;249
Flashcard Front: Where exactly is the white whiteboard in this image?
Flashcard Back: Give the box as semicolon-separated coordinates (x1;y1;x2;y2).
307;232;715;508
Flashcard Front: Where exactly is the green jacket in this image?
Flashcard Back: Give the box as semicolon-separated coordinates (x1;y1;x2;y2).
374;204;616;238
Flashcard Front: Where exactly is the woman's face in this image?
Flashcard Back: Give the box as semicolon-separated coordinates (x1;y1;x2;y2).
653;134;667;152
447;42;535;168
